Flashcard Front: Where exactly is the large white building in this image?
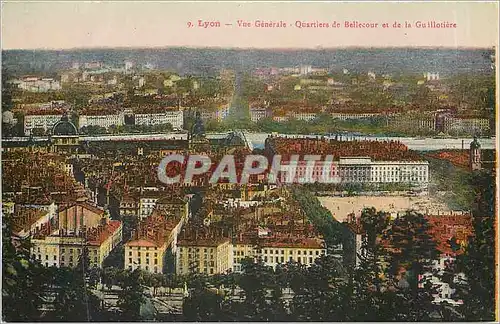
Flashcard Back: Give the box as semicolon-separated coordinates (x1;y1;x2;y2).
331;112;384;120
443;116;490;135
277;157;429;189
78;113;125;130
24;114;64;135
250;107;269;122
134;110;184;130
15;77;62;92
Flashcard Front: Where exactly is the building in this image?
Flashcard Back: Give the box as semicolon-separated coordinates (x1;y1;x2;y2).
124;211;186;273
443;116;490;135
250;106;269;122
120;194;140;217
200;104;230;123
276;157;429;189
86;220;123;267
331;112;383;120
292;112;317;122
259;240;325;269
300;65;313;75
389;113;436;133
339;157;429;188
134;110;184;130
139;195;160;219
29;202;123;269
469;137;482;171
79;113;125;130
24;114;64;135
176;238;233;275
31;219;122;269
15;77;62;92
424;72;440;81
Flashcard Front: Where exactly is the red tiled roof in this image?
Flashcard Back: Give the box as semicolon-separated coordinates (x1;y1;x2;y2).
87;220;122;246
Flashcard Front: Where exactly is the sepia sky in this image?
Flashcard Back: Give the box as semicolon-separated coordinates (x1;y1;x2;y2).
1;1;498;50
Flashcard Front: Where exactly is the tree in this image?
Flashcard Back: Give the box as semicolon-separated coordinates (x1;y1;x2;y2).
2;217;48;321
116;269;146;321
451;170;495;321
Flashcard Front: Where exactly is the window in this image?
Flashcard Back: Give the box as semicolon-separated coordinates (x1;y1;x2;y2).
53;255;57;261
316;251;319;255
69;249;73;254
129;251;132;256
281;250;284;255
281;257;284;263
309;257;313;263
154;259;158;265
129;258;132;263
45;255;48;260
154;253;158;257
61;248;65;253
298;251;301;255
146;253;149;257
138;252;141;257
61;256;65;261
270;250;273;254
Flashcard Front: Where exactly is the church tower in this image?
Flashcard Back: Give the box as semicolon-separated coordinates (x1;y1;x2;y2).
469;136;481;171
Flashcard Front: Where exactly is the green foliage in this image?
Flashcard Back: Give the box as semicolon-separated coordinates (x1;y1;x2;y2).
116;269;147;321
450;170;495;321
291;186;346;248
2;217;48;322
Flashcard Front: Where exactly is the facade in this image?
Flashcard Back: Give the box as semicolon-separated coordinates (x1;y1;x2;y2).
277;157;429;188
120;194;140;217
443;116;490;135
258;240;325;270
250;107;269;122
139;196;160;219
31;219;122;269
24;114;64;135
124;211;187;273
134;110;184;130
124;239;167;274
292;112;317;122
331;112;383;120
176;238;233;275
78;113;125;130
16;77;62;92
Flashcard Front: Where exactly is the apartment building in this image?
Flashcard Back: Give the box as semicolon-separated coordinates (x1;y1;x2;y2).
24;114;64;135
176;238;233;275
135;110;184;130
78;113;125;130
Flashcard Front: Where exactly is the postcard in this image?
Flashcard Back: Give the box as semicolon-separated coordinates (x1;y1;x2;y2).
1;1;498;322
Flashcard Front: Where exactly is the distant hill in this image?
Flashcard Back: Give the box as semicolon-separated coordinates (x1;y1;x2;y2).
2;47;495;77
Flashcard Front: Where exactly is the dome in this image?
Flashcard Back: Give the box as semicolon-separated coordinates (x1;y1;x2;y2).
2;111;15;125
470;137;481;149
52;115;78;135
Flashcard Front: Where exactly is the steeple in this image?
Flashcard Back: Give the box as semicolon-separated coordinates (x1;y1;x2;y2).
469;136;481;171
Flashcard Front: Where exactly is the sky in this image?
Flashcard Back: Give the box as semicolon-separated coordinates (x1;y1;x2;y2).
1;1;498;50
